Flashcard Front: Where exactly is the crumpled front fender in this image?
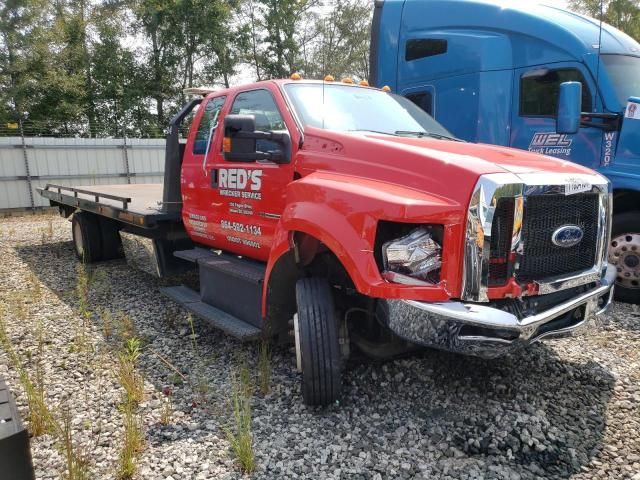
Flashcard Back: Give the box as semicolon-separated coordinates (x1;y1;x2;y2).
264;171;465;304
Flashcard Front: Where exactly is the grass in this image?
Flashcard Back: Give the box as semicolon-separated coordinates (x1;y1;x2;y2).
0;305;52;437
160;387;173;426
116;337;144;405
225;361;255;474
113;334;145;479
116;311;136;342
117;403;144;480
60;407;91;480
98;308;113;340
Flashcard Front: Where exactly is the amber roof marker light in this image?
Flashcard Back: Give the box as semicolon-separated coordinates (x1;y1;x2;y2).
324;75;335;82
290;72;302;80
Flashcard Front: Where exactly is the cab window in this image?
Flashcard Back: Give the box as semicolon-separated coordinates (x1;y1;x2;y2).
406;91;434;116
520;68;592;116
193;96;226;154
230;89;287;153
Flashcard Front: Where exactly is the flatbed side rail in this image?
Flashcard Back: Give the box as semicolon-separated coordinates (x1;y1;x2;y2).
44;184;131;210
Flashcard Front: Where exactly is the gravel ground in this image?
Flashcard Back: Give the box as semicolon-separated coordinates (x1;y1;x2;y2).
0;213;639;480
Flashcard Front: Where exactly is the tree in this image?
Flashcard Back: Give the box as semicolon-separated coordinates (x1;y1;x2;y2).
0;0;46;122
259;0;318;78
303;0;372;80
569;0;640;40
134;0;182;127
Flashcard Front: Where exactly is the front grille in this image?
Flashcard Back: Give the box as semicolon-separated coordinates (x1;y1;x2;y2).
489;197;514;286
517;193;599;281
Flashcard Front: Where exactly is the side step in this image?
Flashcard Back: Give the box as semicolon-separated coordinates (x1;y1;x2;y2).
173;247;216;264
160;286;262;341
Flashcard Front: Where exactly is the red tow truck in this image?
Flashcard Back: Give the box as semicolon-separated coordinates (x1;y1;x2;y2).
39;77;616;405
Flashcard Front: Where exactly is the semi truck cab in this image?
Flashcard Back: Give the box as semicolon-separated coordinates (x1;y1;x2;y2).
371;0;640;302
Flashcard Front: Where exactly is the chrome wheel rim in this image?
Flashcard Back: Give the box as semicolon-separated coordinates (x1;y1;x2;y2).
73;221;84;258
609;233;640;290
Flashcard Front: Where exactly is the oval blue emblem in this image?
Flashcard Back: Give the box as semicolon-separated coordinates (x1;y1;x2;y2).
552;225;584;248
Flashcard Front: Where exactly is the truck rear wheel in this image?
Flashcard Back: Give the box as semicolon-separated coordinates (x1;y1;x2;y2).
72;212;103;263
295;278;342;406
609;211;640;304
98;218;124;260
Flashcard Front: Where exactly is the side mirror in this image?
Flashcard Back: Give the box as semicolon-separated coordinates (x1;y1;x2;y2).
557;81;582;135
223;114;291;164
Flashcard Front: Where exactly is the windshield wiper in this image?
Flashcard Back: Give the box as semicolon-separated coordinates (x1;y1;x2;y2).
346;129;399;136
395;130;460;141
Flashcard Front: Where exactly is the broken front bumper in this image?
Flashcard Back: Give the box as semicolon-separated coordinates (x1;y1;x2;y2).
381;263;616;359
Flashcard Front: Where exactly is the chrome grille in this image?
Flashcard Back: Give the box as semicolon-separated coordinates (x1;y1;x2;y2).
462;172;609;303
516;193;599;281
488;197;515;286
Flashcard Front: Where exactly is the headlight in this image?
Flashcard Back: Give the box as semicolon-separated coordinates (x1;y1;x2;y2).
382;227;442;285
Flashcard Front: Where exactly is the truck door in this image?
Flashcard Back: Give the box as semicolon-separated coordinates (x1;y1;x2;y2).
510;65;604;170
181;95;227;241
207;88;295;261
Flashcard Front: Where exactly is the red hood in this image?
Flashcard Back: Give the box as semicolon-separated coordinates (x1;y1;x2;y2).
298;128;598;207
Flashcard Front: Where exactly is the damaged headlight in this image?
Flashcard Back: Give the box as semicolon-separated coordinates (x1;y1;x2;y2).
382;227;442;285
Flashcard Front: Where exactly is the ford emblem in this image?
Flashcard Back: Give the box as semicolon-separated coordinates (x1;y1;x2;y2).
552;225;584;248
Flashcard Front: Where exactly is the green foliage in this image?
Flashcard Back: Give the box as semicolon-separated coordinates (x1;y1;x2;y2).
569;0;640;40
0;0;374;135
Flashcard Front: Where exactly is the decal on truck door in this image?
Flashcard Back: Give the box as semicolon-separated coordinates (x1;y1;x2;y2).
602;131;617;167
528;132;573;156
217;168;263;200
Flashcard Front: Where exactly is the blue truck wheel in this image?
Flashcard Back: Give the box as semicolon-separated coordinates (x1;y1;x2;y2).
609;212;640;304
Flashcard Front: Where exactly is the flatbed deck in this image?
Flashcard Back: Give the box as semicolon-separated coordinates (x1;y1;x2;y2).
38;183;181;228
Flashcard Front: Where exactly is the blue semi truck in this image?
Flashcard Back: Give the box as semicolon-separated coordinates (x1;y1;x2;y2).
370;0;640;303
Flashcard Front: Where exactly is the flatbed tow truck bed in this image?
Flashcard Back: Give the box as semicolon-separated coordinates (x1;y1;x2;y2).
38;183;180;228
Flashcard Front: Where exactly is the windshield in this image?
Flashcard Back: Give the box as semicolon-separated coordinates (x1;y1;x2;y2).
283;83;454;139
602;54;640;108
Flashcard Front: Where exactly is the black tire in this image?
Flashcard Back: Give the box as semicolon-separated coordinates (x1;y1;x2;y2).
71;212;103;263
295;278;342;406
609;211;640;304
98;217;124;260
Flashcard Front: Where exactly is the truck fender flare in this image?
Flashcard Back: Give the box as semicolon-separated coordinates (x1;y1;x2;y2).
263;202;379;316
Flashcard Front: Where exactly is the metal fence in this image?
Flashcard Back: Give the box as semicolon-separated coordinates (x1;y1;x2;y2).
0;136;166;210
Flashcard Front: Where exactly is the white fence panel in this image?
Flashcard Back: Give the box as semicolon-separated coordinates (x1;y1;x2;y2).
0;136;166;210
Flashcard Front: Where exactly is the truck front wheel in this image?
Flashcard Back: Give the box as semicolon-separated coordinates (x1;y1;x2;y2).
72;212;103;264
609;211;640;304
295;278;342;406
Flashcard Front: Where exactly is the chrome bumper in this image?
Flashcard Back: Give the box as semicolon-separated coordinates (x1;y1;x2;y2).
382;263;616;359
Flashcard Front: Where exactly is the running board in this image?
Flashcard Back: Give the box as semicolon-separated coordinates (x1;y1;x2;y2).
160;286;262;341
173;247;216;264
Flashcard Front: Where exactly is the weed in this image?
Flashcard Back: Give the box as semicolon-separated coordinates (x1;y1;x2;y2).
116;312;136;341
225;368;255;474
0;309;52;436
9;292;27;323
238;357;252;398
169;373;184;386
98;308;113;340
258;341;271;395
160;387;173;426
187;314;199;355
117;402;143;479
117;338;144;405
29;272;42;303
59;407;91;480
